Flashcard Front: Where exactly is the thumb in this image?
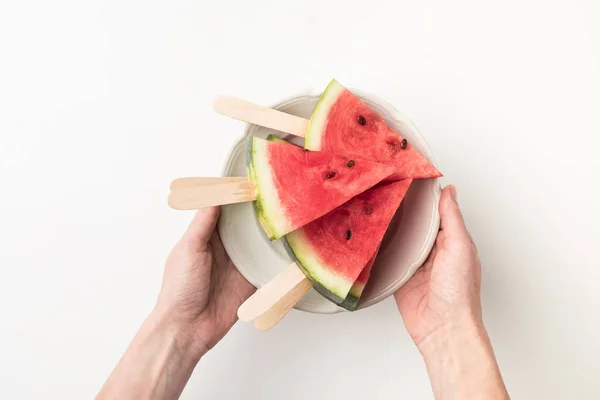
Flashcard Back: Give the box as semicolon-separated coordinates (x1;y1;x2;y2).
439;185;468;237
181;207;220;250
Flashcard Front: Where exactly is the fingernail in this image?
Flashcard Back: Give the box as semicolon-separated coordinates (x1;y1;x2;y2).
449;185;457;202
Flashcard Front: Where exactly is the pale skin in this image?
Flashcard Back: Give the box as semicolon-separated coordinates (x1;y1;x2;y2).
395;186;509;400
97;186;509;400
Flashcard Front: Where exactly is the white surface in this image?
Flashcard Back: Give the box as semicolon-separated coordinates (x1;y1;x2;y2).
0;0;599;398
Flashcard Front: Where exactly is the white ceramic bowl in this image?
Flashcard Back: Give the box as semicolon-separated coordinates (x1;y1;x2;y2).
218;89;441;313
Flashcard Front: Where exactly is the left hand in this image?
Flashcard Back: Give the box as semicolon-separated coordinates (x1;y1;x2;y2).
156;207;255;354
394;186;482;347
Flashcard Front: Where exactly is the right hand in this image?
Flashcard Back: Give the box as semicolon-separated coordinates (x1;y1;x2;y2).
394;185;482;347
395;185;510;399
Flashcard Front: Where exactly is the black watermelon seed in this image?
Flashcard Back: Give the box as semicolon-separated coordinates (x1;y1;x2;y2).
357;115;366;125
327;172;336;179
400;138;408;149
303;148;309;152
345;230;352;240
346;160;355;168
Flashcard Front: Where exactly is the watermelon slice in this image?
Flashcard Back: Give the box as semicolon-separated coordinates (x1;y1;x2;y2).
247;136;395;240
283;179;413;302
305;80;441;181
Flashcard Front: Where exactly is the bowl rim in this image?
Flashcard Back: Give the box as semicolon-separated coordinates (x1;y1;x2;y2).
219;87;441;312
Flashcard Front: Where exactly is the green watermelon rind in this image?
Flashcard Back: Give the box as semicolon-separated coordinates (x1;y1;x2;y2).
304;79;345;150
340;277;372;310
246;136;291;240
281;236;347;305
284;234;363;310
339;293;360;311
265;134;288;144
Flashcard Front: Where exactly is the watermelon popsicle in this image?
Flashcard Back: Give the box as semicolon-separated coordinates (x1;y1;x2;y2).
283;179;413;304
247;136;395;239
213;80;441;181
305;80;441;181
168;137;393;235
237;179;412;324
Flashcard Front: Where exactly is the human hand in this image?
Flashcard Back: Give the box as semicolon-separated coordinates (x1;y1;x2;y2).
156;207;255;354
394;186;509;399
395;185;482;347
97;208;254;400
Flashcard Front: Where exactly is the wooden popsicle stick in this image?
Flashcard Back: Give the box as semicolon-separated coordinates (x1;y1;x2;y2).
213;96;308;137
170;176;248;191
237;262;308;322
168;177;255;210
253;277;311;331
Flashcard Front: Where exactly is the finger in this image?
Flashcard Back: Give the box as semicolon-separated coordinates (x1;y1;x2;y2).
395;244;436;298
438;185;469;238
209;230;231;270
422;243;437;271
210;233;256;310
181;207;220;250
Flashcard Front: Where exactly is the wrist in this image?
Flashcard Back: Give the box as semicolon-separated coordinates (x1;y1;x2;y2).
147;306;208;364
418;315;509;399
418;313;487;361
97;307;207;399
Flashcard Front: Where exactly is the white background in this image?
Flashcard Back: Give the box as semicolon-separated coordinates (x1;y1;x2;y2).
1;0;599;398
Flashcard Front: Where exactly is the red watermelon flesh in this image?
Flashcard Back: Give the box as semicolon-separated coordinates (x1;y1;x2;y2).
305;80;441;181
267;133;377;309
283;179;413;302
247;136;395;240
